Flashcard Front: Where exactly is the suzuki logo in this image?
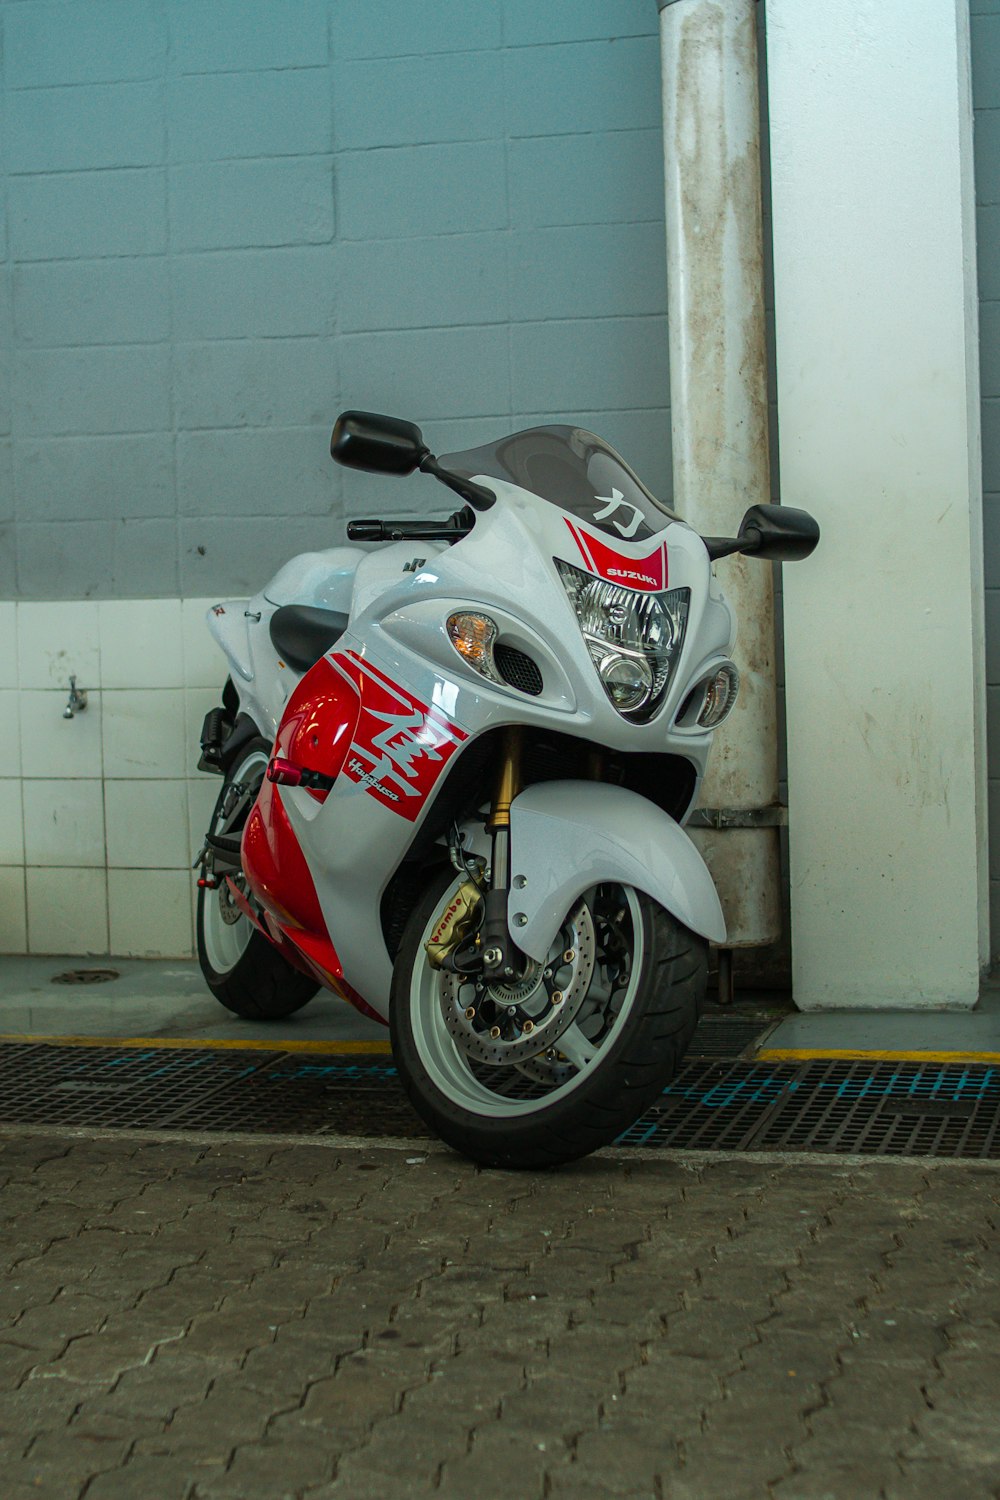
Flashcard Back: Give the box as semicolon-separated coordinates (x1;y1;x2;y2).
593;488;643;539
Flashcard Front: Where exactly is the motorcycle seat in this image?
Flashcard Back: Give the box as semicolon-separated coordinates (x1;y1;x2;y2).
269;604;350;672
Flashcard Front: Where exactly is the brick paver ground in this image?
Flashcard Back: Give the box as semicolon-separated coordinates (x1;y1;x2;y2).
0;1129;997;1499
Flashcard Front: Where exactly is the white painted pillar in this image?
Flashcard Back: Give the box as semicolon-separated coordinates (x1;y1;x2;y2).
767;0;988;1009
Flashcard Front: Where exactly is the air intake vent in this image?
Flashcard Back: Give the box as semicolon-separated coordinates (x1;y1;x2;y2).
495;644;543;696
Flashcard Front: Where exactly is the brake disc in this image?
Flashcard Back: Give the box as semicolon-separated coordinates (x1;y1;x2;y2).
439;900;596;1066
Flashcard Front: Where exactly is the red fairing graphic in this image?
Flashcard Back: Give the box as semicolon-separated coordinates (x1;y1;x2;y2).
566;519;668;593
333;651;468;822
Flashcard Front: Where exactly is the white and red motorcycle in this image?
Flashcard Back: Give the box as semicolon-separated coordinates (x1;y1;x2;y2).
194;413;818;1167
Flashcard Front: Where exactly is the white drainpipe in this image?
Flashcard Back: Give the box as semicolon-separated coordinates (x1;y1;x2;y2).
657;0;780;998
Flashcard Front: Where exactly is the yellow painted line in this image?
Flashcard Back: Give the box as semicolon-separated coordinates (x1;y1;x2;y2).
758;1047;1000;1064
0;1034;392;1054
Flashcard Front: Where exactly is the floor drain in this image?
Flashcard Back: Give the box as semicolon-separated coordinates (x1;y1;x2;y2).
50;968;121;986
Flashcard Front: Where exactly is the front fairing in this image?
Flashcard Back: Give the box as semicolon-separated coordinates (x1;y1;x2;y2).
264;476;734;1015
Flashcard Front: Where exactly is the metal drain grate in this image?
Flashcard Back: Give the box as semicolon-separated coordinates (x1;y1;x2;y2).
619;1058;1000;1158
0;1046;998;1158
687;1013;775;1060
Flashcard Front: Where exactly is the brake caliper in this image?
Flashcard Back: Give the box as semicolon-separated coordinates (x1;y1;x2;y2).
424;880;484;971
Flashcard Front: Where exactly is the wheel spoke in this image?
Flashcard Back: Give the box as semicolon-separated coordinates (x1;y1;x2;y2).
556;1023;599;1071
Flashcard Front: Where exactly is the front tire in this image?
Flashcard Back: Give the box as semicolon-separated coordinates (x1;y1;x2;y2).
196;737;318;1020
390;870;706;1168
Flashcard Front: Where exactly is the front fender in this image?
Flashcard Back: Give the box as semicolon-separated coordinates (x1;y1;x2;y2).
507;780;726;959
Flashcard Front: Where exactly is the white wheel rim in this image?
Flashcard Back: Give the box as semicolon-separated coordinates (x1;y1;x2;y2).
201;747;269;978
408;878;645;1120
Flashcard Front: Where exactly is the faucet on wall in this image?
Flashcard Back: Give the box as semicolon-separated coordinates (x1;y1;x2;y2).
63;676;88;720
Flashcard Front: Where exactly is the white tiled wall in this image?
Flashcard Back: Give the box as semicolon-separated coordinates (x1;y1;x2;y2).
0;598;228;958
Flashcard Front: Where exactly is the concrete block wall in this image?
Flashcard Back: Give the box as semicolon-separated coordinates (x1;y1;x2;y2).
0;0;672;603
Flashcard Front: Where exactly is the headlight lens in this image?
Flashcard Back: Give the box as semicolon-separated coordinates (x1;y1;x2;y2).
556;560;690;720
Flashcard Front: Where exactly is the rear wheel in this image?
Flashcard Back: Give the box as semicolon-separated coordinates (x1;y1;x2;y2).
196;738;318;1020
390;869;706;1168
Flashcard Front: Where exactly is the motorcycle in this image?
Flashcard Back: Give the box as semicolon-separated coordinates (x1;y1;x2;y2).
194;411;818;1168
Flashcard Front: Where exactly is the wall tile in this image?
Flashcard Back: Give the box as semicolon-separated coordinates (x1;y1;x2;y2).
0;691;22;777
0;605;17;689
338;234;508;332
177;427;335;517
171;0;328;75
503;0;655;46
19;691;103;779
101;689;187;780
168;71;332;162
336;142;507;239
14;436;175;523
14;348;171;438
979;206;1000;301
333;53;502;148
508;130;665;228
171;249;335;340
13;261;171;349
337;325;509;421
105;779;189;869
26;868;109;956
17;602;101;690
982;300;1000;400
505;37;661;137
511;316;669;414
0;527;15;598
974;107;1000;206
973;16;1000;110
99;600;184;688
174;339;338;432
169;160;334;252
335;0;501;57
0;780;24;864
108;868;192;957
16;522;116;601
509;221;667;321
5;82;164;174
4;3;165;88
187;776;221;865
0;868;27;955
22;778;105;867
112;519;181;597
8;171;167;261
182;599;230;691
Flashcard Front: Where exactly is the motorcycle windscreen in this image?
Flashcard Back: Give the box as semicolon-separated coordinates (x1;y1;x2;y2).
440;424;679;543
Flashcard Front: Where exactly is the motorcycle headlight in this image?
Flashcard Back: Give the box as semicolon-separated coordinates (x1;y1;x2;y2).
555;560;690;720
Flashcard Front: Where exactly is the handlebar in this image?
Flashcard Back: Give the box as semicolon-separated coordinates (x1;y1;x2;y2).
346;508;474;544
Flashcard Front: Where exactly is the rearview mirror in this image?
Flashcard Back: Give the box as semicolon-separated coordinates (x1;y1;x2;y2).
331;410;429;475
737;503;819;562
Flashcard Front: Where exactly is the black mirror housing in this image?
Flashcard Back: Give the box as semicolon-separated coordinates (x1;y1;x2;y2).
331;410;429;475
738;503;820;562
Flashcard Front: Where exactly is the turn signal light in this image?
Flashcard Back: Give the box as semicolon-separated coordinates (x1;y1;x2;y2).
446;612;502;684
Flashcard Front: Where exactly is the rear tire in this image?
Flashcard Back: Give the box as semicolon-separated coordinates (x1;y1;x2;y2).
196;737;318;1020
390;869;706;1169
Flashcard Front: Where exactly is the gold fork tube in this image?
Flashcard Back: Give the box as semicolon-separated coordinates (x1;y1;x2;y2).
487;726;523;832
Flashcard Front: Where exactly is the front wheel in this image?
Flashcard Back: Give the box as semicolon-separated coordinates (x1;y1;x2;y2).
390;871;707;1169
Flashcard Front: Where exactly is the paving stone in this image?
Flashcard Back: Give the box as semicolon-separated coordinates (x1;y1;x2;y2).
0;1135;999;1499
